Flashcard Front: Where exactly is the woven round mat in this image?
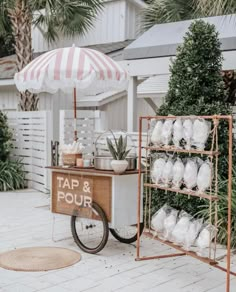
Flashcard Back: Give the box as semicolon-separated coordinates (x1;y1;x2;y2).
0;247;81;272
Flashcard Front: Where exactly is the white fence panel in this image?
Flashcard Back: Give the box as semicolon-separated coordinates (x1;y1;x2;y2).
60;110;101;157
7;111;52;193
94;131;147;161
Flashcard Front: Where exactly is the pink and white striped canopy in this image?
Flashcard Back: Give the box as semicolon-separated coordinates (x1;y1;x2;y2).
14;46;128;95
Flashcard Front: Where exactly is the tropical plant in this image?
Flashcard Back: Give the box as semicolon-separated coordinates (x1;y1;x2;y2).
106;133;131;160
0;110;13;161
0;0;103;111
196;0;236;16
0;160;25;191
142;0;236;30
142;0;199;30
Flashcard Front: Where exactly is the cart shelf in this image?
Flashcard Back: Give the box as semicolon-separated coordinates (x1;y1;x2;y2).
144;183;218;201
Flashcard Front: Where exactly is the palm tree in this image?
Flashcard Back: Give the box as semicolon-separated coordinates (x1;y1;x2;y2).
0;0;103;111
142;0;199;30
142;0;236;31
196;0;236;16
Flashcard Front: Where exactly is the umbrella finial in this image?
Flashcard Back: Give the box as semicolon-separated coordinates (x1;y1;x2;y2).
72;44;75;48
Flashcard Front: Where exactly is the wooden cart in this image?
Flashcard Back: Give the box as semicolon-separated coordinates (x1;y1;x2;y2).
48;166;143;253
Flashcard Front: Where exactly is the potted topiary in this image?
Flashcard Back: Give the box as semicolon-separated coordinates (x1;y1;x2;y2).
106;134;131;174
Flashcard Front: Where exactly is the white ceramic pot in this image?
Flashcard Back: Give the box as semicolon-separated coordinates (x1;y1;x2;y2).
111;160;128;174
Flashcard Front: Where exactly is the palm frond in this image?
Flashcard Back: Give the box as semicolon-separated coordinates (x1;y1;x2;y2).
196;0;236;16
142;0;198;30
32;0;104;43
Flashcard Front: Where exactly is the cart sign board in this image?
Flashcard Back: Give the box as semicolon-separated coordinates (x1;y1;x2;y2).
52;172;93;217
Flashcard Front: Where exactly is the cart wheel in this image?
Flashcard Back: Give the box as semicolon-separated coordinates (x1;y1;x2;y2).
71;202;109;254
109;223;144;244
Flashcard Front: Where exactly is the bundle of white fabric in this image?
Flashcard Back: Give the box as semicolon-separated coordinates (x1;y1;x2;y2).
197;161;212;192
196;224;217;256
192;119;211;150
172;158;185;189
184;159;198;190
151;157;166;185
171;211;192;245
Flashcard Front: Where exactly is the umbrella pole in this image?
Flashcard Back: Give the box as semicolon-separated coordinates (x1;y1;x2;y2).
73;87;77;141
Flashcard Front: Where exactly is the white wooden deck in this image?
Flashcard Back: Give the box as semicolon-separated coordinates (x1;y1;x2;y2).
0;190;236;292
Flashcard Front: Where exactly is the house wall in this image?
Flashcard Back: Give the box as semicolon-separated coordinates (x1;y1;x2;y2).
0;84;163;133
98;95;163;132
0;86;72;141
0;86;18;111
32;0;141;53
125;0;143;40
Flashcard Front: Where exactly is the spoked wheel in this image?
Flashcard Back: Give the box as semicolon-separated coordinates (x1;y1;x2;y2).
71;202;109;254
109;222;144;244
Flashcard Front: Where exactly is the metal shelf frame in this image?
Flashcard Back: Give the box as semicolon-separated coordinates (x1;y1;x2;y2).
136;115;234;292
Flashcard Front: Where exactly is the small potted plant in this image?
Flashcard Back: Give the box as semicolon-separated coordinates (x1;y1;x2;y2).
106;134;131;174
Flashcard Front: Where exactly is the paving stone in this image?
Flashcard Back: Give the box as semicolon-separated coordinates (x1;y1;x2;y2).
1;283;37;292
1;190;236;292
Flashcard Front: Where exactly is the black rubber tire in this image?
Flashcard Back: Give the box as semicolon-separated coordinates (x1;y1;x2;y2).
109;222;144;244
71;202;109;254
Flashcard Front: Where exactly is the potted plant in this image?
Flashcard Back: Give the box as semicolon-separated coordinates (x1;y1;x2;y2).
106;134;131;174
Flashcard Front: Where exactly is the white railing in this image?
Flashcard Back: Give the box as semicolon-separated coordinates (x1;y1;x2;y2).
7;111;52;193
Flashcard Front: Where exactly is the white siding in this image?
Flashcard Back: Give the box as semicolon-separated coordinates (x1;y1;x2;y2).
0;86;18;110
98;94;163;132
125;0;142;40
0;84;163;132
100;95;128;131
32;0;128;53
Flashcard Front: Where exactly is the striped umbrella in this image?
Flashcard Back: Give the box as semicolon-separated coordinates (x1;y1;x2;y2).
14;46;128;140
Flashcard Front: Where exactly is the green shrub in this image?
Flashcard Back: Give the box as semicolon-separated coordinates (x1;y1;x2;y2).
0;110;25;191
0;160;25;191
147;20;235;247
151;20;233;211
0;111;13;161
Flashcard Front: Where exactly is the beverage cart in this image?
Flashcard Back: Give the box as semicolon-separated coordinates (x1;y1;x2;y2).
48;166;143;254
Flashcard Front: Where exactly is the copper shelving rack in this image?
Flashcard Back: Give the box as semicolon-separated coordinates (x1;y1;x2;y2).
136;115;234;292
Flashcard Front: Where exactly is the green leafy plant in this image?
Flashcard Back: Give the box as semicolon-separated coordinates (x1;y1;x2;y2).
0;110;25;191
0;160;25;191
0;110;13;162
150;20;234;216
106;133;131;160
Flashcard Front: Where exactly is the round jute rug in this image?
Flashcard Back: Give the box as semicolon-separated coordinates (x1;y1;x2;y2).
0;247;81;272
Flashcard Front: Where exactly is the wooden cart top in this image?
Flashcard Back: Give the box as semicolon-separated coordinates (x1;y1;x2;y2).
47;166;143;175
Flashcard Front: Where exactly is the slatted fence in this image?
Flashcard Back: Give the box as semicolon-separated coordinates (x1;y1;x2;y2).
7;111;52;193
59;110;100;156
59;111;147;166
94;131;147;159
